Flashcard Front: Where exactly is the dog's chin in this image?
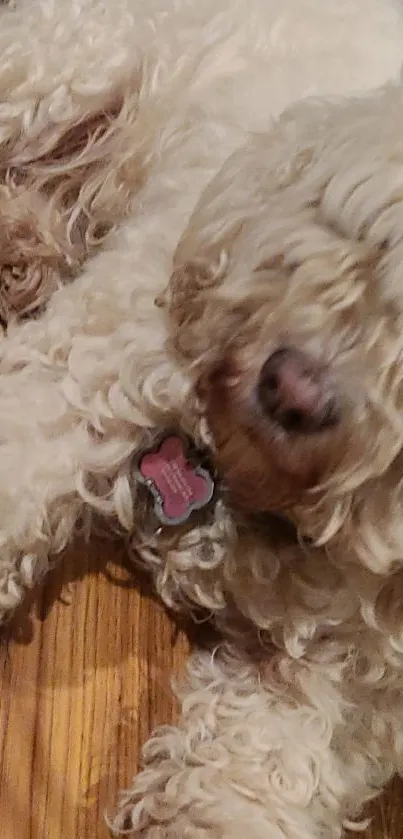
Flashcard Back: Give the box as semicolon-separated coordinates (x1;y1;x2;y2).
203;356;346;516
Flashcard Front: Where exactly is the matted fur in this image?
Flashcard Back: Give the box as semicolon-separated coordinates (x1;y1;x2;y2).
2;0;403;837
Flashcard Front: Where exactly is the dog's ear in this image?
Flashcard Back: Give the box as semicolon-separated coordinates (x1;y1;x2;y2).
158;135;279;362
158;255;230;361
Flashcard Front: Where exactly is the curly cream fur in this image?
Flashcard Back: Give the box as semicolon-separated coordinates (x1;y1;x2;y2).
2;0;403;837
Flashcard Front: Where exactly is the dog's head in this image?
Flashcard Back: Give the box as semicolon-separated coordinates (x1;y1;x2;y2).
164;91;403;573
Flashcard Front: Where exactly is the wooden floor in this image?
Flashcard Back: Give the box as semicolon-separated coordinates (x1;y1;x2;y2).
0;536;401;839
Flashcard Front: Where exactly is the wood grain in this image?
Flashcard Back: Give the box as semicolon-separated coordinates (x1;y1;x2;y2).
0;536;401;839
0;538;189;839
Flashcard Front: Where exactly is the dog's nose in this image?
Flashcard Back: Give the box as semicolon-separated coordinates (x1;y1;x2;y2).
258;347;340;433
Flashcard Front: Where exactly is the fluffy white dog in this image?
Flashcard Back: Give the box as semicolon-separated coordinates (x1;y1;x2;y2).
2;0;403;836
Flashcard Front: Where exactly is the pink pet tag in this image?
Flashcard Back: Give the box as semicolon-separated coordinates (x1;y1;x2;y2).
133;435;215;526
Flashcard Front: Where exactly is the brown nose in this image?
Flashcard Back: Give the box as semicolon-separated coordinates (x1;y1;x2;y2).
258;347;340;433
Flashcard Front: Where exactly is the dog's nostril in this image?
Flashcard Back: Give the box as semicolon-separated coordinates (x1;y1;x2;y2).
280;408;305;432
264;373;278;391
259;348;291;396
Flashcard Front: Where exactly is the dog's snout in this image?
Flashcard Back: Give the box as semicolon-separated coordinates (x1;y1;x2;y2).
258;347;340;434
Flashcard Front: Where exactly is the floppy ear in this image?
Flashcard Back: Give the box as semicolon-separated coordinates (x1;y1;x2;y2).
159;123;316;363
159;142;267;361
159;256;230;361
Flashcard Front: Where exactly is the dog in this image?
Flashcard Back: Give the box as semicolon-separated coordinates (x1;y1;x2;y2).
1;0;403;836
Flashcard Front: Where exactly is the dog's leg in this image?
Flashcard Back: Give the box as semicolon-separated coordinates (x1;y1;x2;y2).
109;644;393;839
0;165;204;621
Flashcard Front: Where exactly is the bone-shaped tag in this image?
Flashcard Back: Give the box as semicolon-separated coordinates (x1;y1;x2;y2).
133;435;215;526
